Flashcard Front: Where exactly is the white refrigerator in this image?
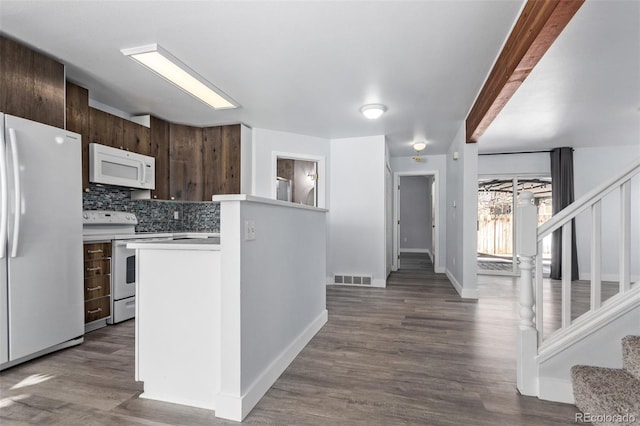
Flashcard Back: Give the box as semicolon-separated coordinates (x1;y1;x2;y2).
0;113;84;370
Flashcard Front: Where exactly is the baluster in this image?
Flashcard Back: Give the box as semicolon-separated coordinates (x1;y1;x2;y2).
535;239;544;342
520;254;535;327
591;201;601;311
620;181;631;292
562;222;572;328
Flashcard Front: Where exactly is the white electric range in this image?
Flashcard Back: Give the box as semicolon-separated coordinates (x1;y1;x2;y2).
82;211;174;324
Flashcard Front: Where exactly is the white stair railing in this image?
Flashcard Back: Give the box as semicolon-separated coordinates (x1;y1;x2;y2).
515;158;640;396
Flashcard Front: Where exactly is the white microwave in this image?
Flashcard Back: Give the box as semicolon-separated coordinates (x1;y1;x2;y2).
89;143;155;190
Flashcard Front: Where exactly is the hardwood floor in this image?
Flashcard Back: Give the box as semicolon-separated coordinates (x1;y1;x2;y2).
1;254;580;425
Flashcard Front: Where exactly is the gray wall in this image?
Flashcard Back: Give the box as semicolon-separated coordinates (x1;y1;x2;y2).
400;176;431;252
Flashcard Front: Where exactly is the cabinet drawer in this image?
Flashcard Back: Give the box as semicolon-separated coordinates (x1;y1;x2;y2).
84;259;110;278
85;296;110;323
84;242;112;261
84;275;111;300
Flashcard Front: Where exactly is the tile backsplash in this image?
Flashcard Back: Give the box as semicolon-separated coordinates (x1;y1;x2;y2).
83;185;220;232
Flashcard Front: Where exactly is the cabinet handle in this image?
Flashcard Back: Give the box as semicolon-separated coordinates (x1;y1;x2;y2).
87;307;102;314
87;249;103;254
86;285;102;292
86;266;101;272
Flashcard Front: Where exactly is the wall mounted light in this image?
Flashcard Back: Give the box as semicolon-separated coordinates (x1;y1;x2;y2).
360;104;387;120
121;44;238;110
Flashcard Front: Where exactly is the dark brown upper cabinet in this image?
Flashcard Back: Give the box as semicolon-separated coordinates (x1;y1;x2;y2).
169;123;203;201
65;82;90;191
203;124;241;198
89;107;123;149
0;36;65;128
150;116;170;200
123;119;151;155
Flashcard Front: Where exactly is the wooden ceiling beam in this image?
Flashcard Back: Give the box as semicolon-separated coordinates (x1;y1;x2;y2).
465;0;585;143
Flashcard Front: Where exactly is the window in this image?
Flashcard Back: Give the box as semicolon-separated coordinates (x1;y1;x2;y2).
477;177;552;275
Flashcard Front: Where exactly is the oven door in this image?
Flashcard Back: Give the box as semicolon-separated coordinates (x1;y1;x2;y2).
113;240;137;300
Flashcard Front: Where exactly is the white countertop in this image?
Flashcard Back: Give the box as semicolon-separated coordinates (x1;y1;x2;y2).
212;194;328;212
127;236;221;251
83;232;219;243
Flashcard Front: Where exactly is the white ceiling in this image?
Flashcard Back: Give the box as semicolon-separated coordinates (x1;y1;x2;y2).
479;0;640;154
1;1;637;157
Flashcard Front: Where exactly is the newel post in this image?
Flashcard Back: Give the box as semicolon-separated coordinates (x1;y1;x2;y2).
516;191;538;396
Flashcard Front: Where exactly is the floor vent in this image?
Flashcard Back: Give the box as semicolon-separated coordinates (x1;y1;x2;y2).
334;274;372;286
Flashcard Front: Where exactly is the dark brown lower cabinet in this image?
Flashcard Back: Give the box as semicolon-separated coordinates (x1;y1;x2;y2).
83;242;112;324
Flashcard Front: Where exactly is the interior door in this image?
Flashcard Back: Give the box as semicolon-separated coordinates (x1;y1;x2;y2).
431;177;436;264
385;166;393;276
396;180;401;270
5;115;83;361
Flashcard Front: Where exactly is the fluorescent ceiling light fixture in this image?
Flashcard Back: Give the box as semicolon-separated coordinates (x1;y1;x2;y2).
360;104;387;120
121;44;238;110
413;141;427;152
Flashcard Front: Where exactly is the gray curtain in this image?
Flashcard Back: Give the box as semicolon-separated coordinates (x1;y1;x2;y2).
550;147;579;280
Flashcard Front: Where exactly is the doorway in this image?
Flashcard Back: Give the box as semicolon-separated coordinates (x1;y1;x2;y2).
392;171;440;273
477;176;553;275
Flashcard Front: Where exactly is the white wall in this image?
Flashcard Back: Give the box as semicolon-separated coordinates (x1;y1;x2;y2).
399;176;431;252
446;123;478;298
329;135;387;287
390;154;447;273
573;146;640;281
251;128;330;207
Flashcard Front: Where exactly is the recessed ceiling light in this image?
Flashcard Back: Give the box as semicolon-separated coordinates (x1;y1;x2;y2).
413;141;427;152
121;44;238;110
360;104;387;120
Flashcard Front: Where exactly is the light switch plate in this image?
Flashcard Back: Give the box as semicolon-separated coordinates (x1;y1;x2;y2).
244;220;256;240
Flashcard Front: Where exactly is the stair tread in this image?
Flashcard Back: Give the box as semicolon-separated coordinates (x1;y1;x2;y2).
572;365;640;418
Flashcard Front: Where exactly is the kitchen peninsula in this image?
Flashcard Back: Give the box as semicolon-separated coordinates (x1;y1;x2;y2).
129;195;328;422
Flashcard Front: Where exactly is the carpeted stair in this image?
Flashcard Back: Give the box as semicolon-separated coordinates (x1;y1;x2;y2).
571;335;640;425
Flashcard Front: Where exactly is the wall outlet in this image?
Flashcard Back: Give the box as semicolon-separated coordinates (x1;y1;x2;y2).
173;210;180;220
244;220;256;241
